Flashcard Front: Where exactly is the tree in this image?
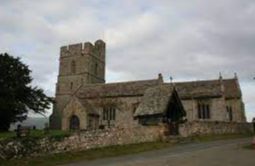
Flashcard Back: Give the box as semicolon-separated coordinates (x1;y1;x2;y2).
0;53;52;131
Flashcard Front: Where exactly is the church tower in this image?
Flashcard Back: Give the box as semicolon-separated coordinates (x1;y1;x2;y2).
50;40;106;129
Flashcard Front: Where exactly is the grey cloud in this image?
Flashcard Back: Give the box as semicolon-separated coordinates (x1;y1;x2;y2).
0;0;255;120
106;0;255;81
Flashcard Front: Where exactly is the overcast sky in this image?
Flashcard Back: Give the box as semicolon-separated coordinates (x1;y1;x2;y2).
0;0;255;121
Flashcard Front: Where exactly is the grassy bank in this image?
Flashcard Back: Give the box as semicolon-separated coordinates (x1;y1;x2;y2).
190;133;253;142
0;141;174;166
0;130;70;141
0;133;253;166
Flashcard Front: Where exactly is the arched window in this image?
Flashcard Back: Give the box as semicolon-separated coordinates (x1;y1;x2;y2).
226;106;233;121
69;115;80;130
71;60;76;74
70;82;73;90
95;63;98;75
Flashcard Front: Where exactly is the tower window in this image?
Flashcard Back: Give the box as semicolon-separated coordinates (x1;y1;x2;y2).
70;82;73;90
95;63;98;75
71;60;76;74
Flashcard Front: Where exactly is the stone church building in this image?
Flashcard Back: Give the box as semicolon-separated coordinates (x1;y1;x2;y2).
49;40;247;132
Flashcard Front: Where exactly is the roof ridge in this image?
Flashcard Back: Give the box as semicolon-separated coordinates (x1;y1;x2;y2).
174;79;220;84
81;79;159;88
106;79;158;84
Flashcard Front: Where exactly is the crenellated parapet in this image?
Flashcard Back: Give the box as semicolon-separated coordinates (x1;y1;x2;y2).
56;39;106;96
60;40;105;58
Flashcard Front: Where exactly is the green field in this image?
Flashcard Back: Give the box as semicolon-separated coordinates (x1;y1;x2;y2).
0;130;70;141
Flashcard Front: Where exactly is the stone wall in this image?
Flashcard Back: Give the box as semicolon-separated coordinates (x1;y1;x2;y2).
226;98;246;122
86;97;142;129
60;96;143;130
0;125;164;160
2;122;252;159
52;126;163;153
179;121;253;137
181;97;229;122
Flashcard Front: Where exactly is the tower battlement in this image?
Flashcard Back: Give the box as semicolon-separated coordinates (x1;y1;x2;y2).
60;40;105;57
57;39;106;97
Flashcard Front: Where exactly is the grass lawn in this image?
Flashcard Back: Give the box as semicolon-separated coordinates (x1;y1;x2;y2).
0;130;70;141
0;133;253;166
0;132;16;140
190;133;253;142
243;144;254;149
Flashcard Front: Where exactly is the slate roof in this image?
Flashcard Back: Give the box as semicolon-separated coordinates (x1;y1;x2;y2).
173;78;241;99
77;79;161;99
76;77;241;100
134;85;174;117
174;80;223;99
223;79;242;99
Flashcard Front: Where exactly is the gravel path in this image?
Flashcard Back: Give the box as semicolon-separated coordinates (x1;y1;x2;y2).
64;138;255;166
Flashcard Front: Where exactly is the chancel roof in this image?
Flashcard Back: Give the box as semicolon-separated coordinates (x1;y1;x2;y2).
173;78;241;99
174;80;223;99
223;79;242;99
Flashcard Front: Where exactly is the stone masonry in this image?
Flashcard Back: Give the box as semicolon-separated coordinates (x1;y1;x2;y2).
50;40;247;135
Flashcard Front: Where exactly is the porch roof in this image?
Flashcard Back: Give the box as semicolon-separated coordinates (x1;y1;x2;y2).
134;85;185;117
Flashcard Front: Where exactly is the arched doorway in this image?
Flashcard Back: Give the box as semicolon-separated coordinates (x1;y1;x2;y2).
69;115;80;130
165;90;186;135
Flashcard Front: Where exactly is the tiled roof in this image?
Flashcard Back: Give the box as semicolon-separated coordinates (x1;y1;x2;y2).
134;85;174;116
173;78;241;99
77;79;161;98
174;80;222;99
223;79;241;99
76;77;241;100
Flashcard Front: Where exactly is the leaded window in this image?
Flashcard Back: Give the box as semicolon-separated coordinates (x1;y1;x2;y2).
197;101;210;119
71;60;76;74
103;107;116;120
226;106;233;121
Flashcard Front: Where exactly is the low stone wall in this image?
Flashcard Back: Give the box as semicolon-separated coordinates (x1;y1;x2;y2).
179;121;253;137
49;125;163;153
1;122;253;159
0;125;164;160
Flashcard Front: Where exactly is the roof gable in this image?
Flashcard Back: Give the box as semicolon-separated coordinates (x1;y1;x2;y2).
134;85;185;117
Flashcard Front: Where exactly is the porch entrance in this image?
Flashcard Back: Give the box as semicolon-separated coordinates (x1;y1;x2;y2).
165;89;186;135
69;115;80;130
